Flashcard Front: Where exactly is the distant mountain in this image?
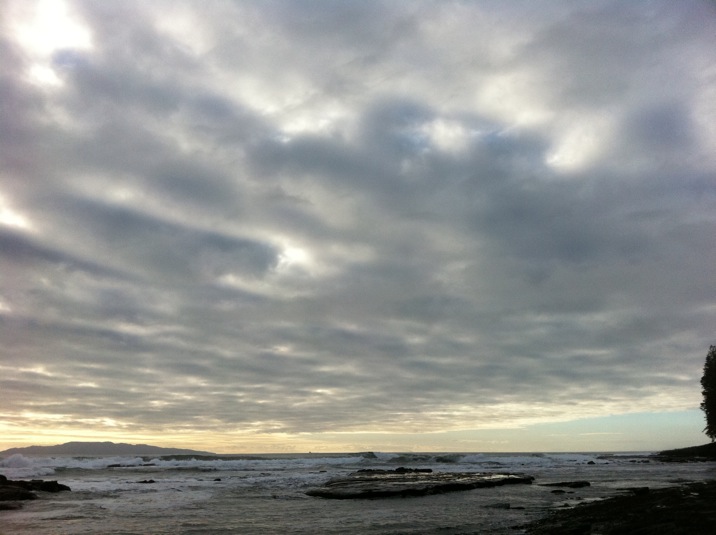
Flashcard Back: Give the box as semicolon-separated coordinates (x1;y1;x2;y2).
0;441;215;457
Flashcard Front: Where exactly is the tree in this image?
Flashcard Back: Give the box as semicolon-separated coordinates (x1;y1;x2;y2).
700;345;716;441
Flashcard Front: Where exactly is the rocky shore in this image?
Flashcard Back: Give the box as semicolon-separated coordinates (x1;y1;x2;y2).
0;474;70;510
522;479;716;534
520;444;716;534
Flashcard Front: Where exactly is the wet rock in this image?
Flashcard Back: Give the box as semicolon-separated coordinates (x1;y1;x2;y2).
0;477;71;497
623;486;650;496
484;502;511;509
36;480;71;492
355;467;433;474
0;501;25;510
523;480;716;534
0;486;37;501
306;470;534;499
541;481;591;488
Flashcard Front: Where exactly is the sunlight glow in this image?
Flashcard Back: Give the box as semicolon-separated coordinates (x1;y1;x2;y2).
0;194;33;230
12;0;92;55
9;0;92;87
546;114;613;172
421;118;473;153
277;245;311;270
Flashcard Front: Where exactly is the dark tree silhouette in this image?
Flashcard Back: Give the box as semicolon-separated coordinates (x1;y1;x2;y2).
700;345;716;441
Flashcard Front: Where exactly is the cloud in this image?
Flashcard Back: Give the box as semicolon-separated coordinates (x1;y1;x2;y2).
1;0;715;450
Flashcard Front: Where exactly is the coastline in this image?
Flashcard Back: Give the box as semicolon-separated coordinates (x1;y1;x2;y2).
521;444;716;534
522;479;716;534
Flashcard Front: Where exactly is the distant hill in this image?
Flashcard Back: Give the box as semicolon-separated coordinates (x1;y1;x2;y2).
0;441;214;457
657;442;716;459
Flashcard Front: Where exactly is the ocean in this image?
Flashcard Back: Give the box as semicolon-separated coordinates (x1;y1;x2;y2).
2;451;715;534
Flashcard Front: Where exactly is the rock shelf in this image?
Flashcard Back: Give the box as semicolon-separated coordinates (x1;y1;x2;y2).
306;468;534;499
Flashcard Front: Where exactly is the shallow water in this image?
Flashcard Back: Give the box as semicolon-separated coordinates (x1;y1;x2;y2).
2;452;715;534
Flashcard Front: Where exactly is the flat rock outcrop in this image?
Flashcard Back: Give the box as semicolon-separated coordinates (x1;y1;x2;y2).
306;468;534;499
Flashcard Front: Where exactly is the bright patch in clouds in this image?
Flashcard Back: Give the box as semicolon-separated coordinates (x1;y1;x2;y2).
9;0;91;86
421;119;474;154
546;113;614;172
277;244;311;272
0;195;32;230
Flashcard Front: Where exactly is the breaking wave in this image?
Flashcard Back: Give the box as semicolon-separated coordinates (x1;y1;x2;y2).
0;450;612;479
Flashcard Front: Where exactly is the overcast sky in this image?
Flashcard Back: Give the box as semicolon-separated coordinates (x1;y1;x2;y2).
1;0;715;453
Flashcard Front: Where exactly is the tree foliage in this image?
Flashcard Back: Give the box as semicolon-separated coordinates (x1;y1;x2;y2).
700;345;716;441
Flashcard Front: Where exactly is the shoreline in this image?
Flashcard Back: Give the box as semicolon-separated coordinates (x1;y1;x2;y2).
522;479;716;534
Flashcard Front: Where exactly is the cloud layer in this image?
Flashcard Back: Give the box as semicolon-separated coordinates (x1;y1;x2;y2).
2;0;715;449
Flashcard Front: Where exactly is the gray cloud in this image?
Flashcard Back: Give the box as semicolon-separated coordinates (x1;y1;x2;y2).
1;0;715;448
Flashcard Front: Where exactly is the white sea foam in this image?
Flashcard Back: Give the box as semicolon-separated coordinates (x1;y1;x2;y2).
0;451;621;482
0;453;57;478
0;453;368;479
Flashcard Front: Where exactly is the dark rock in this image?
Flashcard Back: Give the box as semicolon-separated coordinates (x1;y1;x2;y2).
306;470;534;499
138;479;155;484
0;477;71;495
0;486;37;501
551;489;567;494
541;481;591;488
354;467;433;474
587;461;596;465
0;501;24;510
624;486;650;496
484;502;511;509
37;480;71;492
395;467;432;474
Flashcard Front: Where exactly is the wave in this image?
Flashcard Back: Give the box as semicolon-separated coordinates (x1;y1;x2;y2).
0;451;608;479
0;452;367;479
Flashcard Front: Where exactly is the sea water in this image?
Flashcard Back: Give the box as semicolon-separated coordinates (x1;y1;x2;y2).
2;451;715;534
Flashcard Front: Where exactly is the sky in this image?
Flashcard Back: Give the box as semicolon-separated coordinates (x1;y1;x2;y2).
1;0;715;454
